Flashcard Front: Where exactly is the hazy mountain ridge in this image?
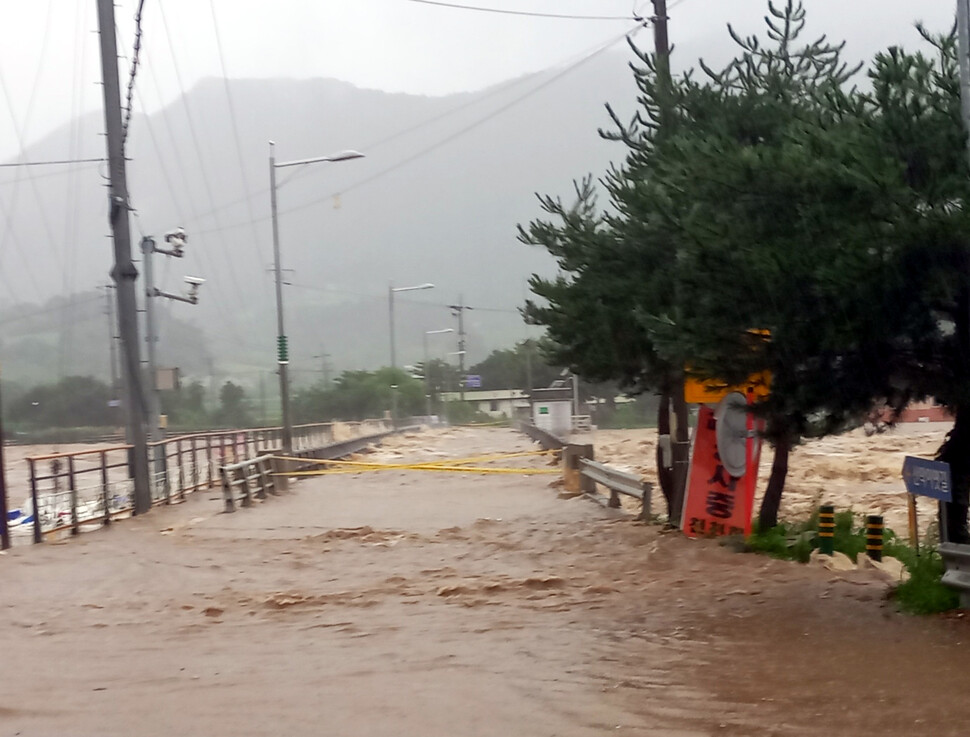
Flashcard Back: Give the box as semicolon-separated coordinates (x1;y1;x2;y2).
0;48;647;388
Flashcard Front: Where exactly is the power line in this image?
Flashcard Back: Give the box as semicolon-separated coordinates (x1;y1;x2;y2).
206;0;270;290
405;0;636;21
195;21;647;236
121;0;147;151
154;1;264;345
0;157;105;168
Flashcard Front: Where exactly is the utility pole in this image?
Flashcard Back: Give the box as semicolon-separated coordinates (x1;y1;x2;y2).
96;0;151;515
650;0;690;525
141;229;197;487
0;364;10;550
449;296;471;401
268;142;292;455
958;0;970;163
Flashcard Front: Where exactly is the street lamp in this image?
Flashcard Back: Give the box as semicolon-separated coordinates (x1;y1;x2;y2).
423;328;454;417
269;141;364;455
388;282;434;369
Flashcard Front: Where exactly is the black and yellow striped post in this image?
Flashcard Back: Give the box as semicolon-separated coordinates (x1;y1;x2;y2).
818;504;835;556
866;515;884;562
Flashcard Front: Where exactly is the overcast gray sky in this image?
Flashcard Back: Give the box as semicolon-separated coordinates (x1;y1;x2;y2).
0;1;958;162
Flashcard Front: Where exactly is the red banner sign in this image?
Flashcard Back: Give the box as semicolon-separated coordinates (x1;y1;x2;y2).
681;403;762;538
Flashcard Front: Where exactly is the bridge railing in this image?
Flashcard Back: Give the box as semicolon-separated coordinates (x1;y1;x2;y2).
18;420;392;543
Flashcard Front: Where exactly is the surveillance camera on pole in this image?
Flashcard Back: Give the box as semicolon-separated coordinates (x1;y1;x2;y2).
142;226;203;494
184;276;205;304
163;226;187;256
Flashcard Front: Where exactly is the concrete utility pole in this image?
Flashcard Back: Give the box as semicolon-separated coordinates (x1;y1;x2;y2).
651;0;691;525
449;297;471;401
268;142;292;455
96;0;151;515
0;365;10;550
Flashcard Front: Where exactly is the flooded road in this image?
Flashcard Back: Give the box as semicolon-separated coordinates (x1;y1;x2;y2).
0;427;967;736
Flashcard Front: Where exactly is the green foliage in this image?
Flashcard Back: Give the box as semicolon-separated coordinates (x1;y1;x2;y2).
749;508;959;615
160;381;209;428
8;376;114;428
212;381;253;428
442;400;493;425
747;519;814;563
594;397;658;429
518;1;970;526
893;552;960;615
466;339;561;391
292;367;425;422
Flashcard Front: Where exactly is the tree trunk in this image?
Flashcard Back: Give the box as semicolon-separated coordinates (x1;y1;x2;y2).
669;381;690;526
937;406;970;544
758;431;790;531
655;390;674;517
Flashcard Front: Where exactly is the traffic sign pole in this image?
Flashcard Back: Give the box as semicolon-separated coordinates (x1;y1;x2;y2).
902;456;953;547
908;495;919;551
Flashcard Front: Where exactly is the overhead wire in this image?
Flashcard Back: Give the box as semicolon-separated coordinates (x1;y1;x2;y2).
0;0;60;302
0;157;105;168
121;0;147;152
206;0;268;282
147;1;265;353
59;0;93;378
404;0;637;21
154;1;254;321
194;19;648;237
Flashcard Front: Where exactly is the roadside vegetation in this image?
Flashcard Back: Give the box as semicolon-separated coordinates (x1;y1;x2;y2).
520;0;970;536
746;510;960;614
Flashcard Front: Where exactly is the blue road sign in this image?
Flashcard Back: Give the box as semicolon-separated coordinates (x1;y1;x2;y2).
464;375;482;389
902;456;952;502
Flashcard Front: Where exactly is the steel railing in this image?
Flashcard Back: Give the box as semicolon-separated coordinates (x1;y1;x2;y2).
20;419;393;543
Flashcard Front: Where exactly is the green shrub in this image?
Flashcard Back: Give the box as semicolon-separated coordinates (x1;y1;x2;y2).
893;552;960;615
746;507;959;616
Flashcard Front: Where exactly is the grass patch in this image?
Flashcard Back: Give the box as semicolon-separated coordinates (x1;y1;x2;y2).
892;551;960;614
746;509;960;615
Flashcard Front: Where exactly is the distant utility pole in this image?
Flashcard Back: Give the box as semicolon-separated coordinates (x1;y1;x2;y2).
448;297;472;401
96;0;151;515
314;351;332;389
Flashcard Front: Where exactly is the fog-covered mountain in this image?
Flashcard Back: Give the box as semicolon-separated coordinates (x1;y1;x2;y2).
1;11;938;389
1;46;648;387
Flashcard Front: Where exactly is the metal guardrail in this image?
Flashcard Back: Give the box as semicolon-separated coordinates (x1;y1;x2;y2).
939;542;970;608
516;421;565;450
220;455;278;512
579;457;652;519
515;422;652;521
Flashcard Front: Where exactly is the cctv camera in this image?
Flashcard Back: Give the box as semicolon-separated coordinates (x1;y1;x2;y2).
165;227;187;243
184;276;206;286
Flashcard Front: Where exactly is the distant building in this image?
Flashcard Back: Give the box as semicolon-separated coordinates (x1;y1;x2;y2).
438;389;530;419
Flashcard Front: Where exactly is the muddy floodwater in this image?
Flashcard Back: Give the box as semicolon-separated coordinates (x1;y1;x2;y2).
0;427;967;736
